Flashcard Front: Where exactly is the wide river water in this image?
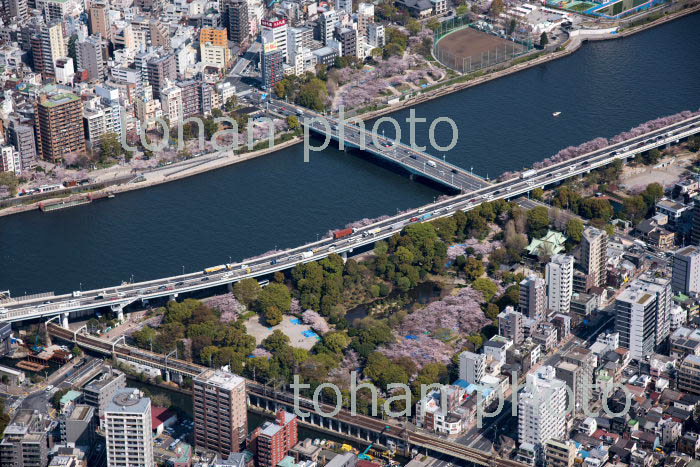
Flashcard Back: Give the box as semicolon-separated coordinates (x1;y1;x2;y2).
1;13;699;295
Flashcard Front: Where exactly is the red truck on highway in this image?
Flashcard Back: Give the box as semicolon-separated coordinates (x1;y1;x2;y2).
333;228;354;239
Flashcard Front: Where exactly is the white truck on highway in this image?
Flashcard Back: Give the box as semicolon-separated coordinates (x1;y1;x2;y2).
521;169;537;179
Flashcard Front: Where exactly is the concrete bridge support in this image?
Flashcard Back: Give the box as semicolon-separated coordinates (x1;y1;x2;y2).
61;312;69;329
164;370;171;383
227;283;234;293
168;294;178;302
111;304;125;323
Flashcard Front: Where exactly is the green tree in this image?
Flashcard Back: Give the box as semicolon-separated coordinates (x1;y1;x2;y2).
224;96;238;112
463;257;485;281
642;183;664;207
258;283;292;314
100;132;125;162
71;346;83;357
623;195;648;222
539;32;549;47
264;305;283;326
456;4;469;15
472;278;498;302
426;18;441;32
0;171;20;196
566;218;584;243
233;278;261;307
642;148;662;165
286;115;300;131
262;330;290;353
527;206;550;238
531;188;544;201
323;332;352;354
407;19;421;35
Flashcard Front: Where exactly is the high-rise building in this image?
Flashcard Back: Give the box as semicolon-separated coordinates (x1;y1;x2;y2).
615;274;671;360
458;350;485;384
517;366;567;463
559;346;596;414
678;354;700;395
1;0;28;21
519;275;546;322
498;306;524;345
88;2;110;39
319;10;338;46
146;53;176;99
35;93;85;162
334;26;356;57
261;31;283;90
357;3;374;36
367;23;385;48
581;227;607;289
104;388;154;467
261;18;288;62
77;36;106;82
193;369;247;455
223;0;250;45
691;198;700;246
250;409;299;467
546;254;574;314
31;22;66;79
672;245;700;295
7;120;36;171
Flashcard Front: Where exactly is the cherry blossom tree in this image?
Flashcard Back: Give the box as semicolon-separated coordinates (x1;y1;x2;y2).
208;293;245;322
302;309;330;333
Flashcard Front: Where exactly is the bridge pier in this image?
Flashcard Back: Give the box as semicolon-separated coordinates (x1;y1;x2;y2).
168;294;178;302
164;370;170;383
111;304;125;323
61;312;69;330
227;283;233;293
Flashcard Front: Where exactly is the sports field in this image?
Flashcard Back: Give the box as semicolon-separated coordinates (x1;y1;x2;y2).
435;28;528;72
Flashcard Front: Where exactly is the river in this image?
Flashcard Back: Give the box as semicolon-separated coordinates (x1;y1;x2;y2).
1;13;699;295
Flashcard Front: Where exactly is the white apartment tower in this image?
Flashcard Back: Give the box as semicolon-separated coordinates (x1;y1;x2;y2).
519;275;547;322
615;273;671;360
458;350;485;384
104;388;153;467
320;10;339;46
672;245;700;295
517;366;567;462
261;18;288;62
581;227;608;289
546;254;574;314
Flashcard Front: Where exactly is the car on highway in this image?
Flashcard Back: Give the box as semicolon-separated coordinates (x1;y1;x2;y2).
201;277;210;282
175;281;185;286
157;285;167;291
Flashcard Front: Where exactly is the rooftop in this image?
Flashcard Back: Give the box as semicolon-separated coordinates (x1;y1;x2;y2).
40;93;80;108
105;388;150;414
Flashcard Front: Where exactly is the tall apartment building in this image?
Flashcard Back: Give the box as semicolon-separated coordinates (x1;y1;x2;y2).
581;227;608;289
146;54;176;99
250;409;299;467
517;366;567;463
0;146;20;175
546;254;574;314
0;410;50;467
8;120;38;171
261;32;283;90
88;2;110;39
334;26;357;57
678;354;700;395
615;274;671;360
194;369;247;455
357;3;374;36
498;306;525;345
31;22;66;79
672;245;700;295
287;27;313;56
60;404;95;447
104;388;153;467
223;0;250;45
519;275;546;322
261;18;288;62
35;93;85;162
335;0;352;12
554;346;596;414
319;10;339;46
77;36;106;82
82;368;126;426
367;23;385;48
458;350;485;384
1;0;28;21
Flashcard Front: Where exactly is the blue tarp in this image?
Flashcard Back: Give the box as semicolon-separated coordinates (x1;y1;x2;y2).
303;330;319;338
291;318;303;325
405;335;419;340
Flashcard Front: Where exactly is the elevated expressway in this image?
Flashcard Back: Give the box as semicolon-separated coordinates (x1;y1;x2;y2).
2;114;699;325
